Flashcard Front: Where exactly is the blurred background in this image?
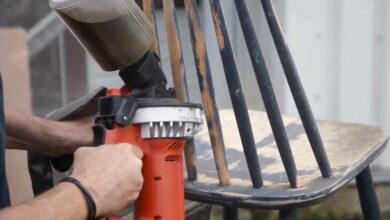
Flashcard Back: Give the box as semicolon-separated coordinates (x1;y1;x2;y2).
0;0;389;219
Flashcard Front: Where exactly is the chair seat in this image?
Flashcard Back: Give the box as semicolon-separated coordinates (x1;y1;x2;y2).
185;109;388;209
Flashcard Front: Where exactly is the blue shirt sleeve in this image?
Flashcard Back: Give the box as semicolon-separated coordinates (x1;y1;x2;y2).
0;74;11;208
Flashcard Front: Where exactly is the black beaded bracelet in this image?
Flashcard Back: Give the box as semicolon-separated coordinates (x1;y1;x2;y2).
61;177;97;220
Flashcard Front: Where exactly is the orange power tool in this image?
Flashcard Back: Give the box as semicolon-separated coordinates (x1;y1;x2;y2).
94;87;200;220
92;52;203;220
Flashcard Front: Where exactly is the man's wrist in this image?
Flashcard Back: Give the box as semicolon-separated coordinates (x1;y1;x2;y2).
57;182;89;220
0;182;90;220
61;177;97;219
48;120;93;155
45;120;82;155
38;119;69;156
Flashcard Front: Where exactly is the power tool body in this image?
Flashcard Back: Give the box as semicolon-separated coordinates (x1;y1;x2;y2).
94;52;202;220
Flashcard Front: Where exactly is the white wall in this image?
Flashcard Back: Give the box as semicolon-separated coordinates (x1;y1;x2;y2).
282;0;390;168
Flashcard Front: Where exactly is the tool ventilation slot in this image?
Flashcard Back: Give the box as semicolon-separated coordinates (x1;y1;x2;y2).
142;121;202;138
165;142;182;151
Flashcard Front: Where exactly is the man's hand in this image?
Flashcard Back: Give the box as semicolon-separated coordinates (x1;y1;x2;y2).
71;143;144;217
0;143;144;220
5;107;94;156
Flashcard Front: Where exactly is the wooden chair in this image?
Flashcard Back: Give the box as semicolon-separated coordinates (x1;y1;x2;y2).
166;0;388;219
28;0;389;219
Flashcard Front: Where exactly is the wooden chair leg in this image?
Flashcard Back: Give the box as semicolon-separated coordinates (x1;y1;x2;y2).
356;167;382;220
279;209;297;220
223;207;238;220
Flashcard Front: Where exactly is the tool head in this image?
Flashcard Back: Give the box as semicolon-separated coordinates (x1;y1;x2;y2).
95;94;203;140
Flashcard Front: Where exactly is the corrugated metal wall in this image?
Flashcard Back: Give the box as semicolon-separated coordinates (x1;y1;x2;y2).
87;0;390;169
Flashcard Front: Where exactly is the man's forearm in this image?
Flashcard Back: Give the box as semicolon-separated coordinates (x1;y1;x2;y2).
5;108;51;145
5;107;93;156
0;183;88;220
5;108;68;156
